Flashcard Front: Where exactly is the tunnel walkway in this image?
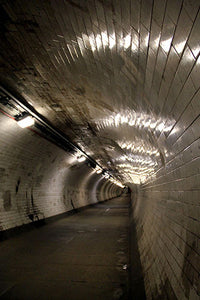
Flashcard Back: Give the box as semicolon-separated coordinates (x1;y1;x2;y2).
0;195;131;299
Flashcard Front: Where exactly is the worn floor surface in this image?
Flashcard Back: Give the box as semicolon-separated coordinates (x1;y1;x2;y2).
0;195;130;299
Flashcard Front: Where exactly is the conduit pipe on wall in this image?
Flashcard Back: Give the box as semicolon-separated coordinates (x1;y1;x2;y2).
0;86;123;185
0;100;125;190
0;86;97;165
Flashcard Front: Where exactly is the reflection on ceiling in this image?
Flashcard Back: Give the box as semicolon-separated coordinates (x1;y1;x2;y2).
0;0;199;185
96;110;175;133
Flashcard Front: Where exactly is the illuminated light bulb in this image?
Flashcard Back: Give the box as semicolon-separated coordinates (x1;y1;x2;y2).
77;155;86;162
118;183;125;188
17;116;35;128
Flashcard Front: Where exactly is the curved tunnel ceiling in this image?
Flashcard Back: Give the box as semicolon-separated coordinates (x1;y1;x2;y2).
0;0;199;185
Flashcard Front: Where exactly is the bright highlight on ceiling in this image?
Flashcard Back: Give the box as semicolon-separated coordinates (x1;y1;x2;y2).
2;1;197;187
92;110;174;185
95;110;175;134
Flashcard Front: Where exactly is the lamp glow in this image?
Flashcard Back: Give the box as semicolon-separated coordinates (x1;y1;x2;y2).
95;166;102;174
17;116;35;128
77;155;86;162
104;173;109;179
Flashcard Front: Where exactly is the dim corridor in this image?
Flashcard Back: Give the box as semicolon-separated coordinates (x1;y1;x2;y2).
0;195;135;300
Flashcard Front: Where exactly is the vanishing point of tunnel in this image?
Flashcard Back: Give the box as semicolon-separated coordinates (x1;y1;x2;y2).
0;1;199;299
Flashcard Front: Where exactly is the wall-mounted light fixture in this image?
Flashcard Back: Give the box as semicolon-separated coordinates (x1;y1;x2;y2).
16;115;35;128
77;155;86;162
1;86;125;188
103;172;110;179
94;165;102;174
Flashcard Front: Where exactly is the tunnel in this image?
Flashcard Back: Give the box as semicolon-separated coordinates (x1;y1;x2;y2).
0;0;199;299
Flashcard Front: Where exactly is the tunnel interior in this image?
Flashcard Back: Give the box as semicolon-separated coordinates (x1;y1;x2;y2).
0;0;199;299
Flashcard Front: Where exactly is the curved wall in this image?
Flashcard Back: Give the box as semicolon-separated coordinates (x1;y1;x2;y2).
0;1;199;298
0;113;121;232
130;111;200;299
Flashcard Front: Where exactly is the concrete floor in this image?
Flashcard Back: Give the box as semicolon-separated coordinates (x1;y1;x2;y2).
0;196;130;299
